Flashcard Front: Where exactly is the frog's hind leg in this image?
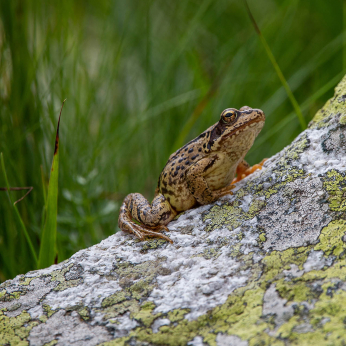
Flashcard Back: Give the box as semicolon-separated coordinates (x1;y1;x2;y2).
118;193;177;243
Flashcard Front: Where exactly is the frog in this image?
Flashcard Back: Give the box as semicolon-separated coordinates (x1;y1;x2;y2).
118;106;265;243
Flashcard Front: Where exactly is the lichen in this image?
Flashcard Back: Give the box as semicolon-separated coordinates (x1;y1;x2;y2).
167;309;190;323
18;277;35;286
43;341;58;346
322;169;346;212
259;233;266;242
0;290;23;302
97;260;164;322
102;291;130;308
314;220;346;256
203;196;265;234
262;247;311;283
0;309;38;345
42;304;57;318
309;75;346;129
339;113;346;125
203;203;242;233
275;284;346;345
201;247;220;259
49;264;83;291
132;301;160;327
141;239;167;252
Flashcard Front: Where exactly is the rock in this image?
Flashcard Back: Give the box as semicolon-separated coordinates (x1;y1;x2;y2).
1;76;346;346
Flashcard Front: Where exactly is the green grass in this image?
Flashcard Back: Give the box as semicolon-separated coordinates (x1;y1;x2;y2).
0;0;344;282
38;100;65;269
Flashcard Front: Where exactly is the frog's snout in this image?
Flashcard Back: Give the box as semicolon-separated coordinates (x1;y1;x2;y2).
253;108;265;120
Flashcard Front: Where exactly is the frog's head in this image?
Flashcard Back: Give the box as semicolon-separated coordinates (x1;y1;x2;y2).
207;106;265;151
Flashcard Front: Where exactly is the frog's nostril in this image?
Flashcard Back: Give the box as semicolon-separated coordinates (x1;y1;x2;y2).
254;109;265;119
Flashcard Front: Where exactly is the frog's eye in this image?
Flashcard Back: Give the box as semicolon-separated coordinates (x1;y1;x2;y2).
221;111;237;124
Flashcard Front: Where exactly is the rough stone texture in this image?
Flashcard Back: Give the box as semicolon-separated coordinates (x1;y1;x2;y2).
2;76;346;346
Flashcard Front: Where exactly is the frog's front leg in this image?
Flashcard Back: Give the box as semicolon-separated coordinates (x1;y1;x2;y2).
186;154;234;205
231;158;267;184
118;193;177;243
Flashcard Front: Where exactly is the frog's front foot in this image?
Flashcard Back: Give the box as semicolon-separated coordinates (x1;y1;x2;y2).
232;158;267;184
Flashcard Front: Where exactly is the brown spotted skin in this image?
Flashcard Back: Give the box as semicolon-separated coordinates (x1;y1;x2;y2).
118;106;265;242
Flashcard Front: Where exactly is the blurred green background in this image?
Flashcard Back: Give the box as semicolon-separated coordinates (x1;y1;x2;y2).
0;0;344;282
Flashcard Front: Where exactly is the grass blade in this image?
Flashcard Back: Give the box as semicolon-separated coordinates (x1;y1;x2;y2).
249;71;344;153
38;100;66;269
245;0;306;130
0;153;38;265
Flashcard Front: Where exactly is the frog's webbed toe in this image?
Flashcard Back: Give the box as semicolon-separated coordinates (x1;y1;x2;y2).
137;224;173;243
120;219;173;243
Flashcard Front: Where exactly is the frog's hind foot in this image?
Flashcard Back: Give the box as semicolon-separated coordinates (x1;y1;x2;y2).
122;220;173;243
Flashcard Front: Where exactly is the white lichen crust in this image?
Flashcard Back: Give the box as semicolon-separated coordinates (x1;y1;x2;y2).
1;76;346;345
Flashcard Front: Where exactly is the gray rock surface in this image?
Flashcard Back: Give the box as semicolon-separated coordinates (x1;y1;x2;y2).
1;76;346;346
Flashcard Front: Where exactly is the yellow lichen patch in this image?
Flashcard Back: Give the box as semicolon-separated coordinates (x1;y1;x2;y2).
203;203;242;233
39;314;47;323
98;337;130;346
167;309;190;322
99;300;140;321
302;258;346;283
0;290;23;303
309;75;346;129
78;307;90;321
211;288;267;339
19;277;35;286
42;304;57;318
43;341;58;346
49;264;83;291
262;247;311;283
322;170;346;212
132;301;161;327
98;260;166;323
0;309;38;345
275;284;346;345
201;247;220;259
203;196;266;234
259;233;266;242
314;220;346;256
102;291;129;308
141;239;167;251
340;114;346;125
275;279;316;303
